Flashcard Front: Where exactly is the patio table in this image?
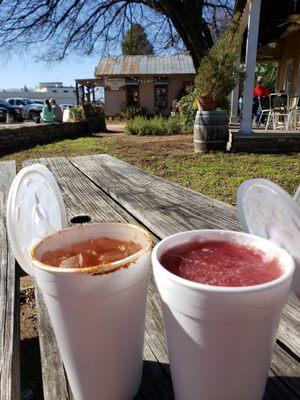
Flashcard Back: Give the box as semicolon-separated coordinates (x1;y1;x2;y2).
0;155;299;400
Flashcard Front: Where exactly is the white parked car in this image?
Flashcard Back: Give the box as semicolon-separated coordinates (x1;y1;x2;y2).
6;98;43;120
60;104;76;110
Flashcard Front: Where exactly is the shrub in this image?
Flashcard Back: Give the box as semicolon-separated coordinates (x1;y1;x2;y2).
195;13;243;106
178;88;198;132
125;116;182;136
120;105;147;120
166;115;182;134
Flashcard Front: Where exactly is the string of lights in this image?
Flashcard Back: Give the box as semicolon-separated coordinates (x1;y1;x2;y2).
103;76;192;84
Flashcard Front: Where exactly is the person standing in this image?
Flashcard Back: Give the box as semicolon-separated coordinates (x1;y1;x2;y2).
50;98;63;122
253;76;270;97
41;99;55;123
253;77;270;126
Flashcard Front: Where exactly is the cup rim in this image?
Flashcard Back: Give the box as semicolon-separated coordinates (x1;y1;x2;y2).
31;221;153;274
152;229;295;293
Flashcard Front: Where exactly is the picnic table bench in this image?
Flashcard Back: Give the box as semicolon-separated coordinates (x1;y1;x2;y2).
0;155;299;400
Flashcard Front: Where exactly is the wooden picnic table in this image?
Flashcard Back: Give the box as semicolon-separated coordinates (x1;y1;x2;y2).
0;155;299;400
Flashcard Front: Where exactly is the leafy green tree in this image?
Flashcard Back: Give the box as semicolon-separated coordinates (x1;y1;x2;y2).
122;24;154;55
256;63;278;92
195;13;243;105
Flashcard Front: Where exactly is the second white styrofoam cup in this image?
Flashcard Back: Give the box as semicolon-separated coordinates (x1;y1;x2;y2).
152;230;294;400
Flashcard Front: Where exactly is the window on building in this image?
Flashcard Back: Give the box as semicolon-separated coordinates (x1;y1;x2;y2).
64;90;69;93
284;58;293;94
126;85;139;106
154;78;168;108
52;90;57;93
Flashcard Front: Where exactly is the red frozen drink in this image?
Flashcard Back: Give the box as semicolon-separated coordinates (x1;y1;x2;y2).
160;240;282;287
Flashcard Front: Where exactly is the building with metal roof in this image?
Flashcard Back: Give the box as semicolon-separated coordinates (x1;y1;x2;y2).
94;55;196;116
95;55;196;76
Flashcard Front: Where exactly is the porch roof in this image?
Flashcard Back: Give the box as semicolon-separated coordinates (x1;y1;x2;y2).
236;0;300;60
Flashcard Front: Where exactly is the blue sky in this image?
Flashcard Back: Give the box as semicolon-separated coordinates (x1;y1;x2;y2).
0;53;101;90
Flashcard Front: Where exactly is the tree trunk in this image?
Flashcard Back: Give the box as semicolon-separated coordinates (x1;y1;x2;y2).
153;0;214;70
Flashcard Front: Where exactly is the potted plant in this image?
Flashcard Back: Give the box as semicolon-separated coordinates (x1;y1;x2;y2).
195;13;242;111
69;107;84;121
193;13;243;152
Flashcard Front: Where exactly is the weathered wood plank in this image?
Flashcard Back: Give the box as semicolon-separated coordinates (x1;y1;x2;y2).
70;154;241;237
269;342;300;398
0;161;20;400
34;286;70;400
277;292;300;359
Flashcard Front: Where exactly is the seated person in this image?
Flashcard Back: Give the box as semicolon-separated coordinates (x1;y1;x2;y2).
41;99;54;123
50;98;63;122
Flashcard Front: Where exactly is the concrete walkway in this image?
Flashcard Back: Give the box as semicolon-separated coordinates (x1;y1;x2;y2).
106;123;125;133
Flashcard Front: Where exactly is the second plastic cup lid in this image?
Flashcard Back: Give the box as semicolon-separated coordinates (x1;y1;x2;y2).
237;179;300;260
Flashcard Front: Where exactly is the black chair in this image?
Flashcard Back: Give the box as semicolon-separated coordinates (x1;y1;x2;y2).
265;93;289;130
258;96;271;126
270;93;288;110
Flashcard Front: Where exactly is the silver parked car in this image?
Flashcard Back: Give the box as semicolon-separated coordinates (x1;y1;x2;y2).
6;98;43;120
31;99;44;105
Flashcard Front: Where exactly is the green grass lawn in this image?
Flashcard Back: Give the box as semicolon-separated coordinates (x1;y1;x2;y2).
1;134;299;205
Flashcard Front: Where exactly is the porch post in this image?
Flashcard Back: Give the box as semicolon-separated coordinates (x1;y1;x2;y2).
230;58;241;123
87;86;91;103
81;85;85;104
75;82;79;107
240;0;262;134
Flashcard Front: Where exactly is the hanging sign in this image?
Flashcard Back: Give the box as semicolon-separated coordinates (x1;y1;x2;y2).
104;78;126;91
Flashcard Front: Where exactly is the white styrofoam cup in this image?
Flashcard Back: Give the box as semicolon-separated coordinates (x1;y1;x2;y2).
152;230;295;400
31;222;152;400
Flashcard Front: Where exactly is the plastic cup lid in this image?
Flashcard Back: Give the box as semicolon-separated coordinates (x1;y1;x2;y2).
237;178;300;260
6;164;67;276
237;179;300;299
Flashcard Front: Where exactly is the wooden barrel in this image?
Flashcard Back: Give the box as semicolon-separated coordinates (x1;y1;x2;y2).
193;110;229;152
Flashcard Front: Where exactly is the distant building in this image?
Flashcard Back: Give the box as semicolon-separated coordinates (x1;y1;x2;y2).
94;55;196;116
0;82;77;105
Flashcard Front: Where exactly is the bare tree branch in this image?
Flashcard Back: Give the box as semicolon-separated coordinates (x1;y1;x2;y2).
0;0;235;69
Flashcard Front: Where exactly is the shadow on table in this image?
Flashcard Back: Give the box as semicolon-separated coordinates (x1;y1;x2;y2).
135;361;300;400
20;336;299;400
134;360;174;400
263;375;300;400
20;337;44;400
